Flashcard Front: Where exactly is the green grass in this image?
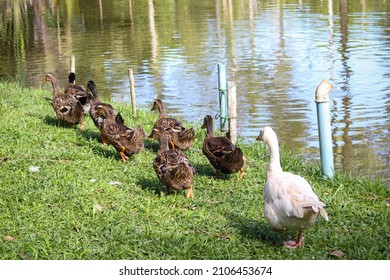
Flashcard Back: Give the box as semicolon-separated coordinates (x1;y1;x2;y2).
0;81;389;260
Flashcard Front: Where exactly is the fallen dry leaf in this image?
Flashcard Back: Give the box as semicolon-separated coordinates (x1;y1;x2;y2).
330;250;345;258
5;235;15;241
196;228;234;240
0;157;10;164
93;204;103;212
19;253;29;260
206;200;224;205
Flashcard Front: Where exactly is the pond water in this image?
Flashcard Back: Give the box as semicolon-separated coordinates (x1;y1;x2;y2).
1;0;389;187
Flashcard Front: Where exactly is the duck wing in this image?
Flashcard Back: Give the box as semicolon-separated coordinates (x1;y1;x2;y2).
154;149;195;191
52;93;84;124
204;136;235;158
65;84;92;113
149;117;184;139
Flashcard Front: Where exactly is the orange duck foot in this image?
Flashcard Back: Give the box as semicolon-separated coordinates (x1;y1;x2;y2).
79;121;85;131
186;185;193;199
100;134;108;145
119;146;129;163
239;168;244;179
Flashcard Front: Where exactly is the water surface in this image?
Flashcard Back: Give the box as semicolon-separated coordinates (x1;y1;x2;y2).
1;0;389;186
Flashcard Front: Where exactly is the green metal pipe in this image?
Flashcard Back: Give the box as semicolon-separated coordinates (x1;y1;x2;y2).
217;63;228;132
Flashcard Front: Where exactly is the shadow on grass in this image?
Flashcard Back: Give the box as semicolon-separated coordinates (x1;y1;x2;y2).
78;128;101;143
43;115;78;129
193;163;241;181
90;143;119;160
136;174;165;196
76;128;124;160
136;173;193;199
192;163;220;179
227;213;284;247
144;138;160;153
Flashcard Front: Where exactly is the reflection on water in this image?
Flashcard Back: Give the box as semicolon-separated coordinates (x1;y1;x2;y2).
1;0;389;186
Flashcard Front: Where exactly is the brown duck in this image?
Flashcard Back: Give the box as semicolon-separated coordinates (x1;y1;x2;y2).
41;73;85;129
149;99;195;150
201;115;244;179
153;129;195;198
65;72;93;114
96;104;145;162
87;80;117;145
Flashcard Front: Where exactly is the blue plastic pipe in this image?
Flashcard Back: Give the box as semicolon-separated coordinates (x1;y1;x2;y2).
217;63;228;132
315;80;334;179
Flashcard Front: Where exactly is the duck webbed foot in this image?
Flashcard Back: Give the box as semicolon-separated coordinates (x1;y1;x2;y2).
119;146;129;163
186;185;193;199
238;168;244;179
79;121;85;131
100;132;108;145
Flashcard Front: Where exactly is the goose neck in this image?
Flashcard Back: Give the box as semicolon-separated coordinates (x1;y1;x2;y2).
266;138;283;176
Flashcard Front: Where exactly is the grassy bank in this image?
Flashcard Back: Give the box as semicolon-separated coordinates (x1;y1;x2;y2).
0;81;388;260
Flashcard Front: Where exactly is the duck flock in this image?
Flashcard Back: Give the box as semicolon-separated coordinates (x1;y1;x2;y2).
41;71;328;249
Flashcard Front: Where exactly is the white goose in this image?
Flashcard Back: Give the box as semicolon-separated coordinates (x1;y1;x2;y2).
256;126;328;248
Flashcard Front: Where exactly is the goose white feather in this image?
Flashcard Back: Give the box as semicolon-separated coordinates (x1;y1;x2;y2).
257;126;328;248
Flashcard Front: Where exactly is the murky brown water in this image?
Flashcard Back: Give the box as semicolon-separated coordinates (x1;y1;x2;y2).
1;0;389;186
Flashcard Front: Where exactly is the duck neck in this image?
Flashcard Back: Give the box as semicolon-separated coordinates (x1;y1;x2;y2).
157;134;170;154
49;77;62;97
106;109;117;122
157;103;167;118
266;138;283;176
205;119;214;138
88;82;99;99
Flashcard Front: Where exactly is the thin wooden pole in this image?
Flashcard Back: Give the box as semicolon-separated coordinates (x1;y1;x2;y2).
129;0;133;22
227;81;237;144
128;68;137;117
70;54;75;73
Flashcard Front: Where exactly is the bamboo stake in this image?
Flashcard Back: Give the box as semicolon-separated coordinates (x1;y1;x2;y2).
70;54;75;73
227;81;237;144
128;68;137;117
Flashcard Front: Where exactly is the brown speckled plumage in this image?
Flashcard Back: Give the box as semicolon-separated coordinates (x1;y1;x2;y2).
149;99;195;150
42;73;85;128
96;104;145;162
201;115;244;178
153;130;195;198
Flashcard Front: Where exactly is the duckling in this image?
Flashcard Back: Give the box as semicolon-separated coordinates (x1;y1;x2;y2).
96;104;145;162
153;129;195;198
256;126;328;248
201;115;244;179
41;73;85;129
87;80;117;145
149;99;195;150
